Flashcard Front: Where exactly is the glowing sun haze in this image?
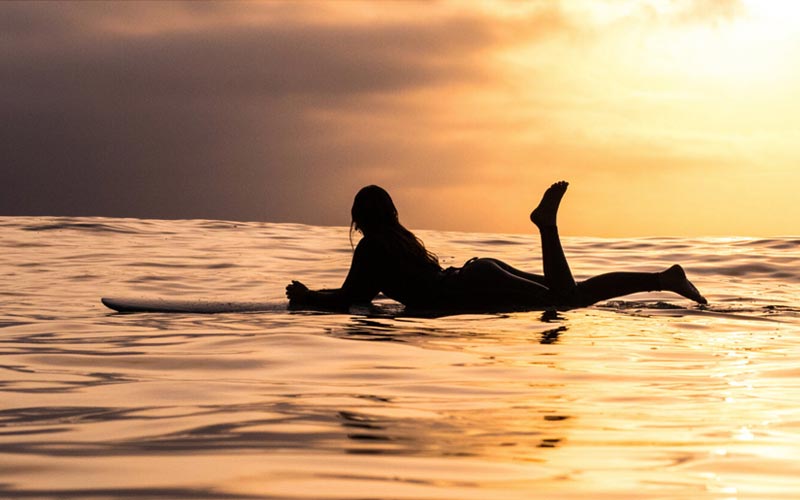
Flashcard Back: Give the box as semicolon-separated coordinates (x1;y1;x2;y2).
1;0;798;236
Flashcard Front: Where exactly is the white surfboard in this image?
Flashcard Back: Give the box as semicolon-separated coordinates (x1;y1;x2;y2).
101;297;286;314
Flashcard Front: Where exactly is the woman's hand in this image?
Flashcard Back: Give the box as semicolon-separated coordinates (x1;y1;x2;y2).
285;280;310;304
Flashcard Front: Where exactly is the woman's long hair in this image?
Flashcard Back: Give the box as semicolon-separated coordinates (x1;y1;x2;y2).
350;185;441;271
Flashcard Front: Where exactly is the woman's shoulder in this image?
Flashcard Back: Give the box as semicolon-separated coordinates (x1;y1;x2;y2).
354;235;375;249
354;236;385;256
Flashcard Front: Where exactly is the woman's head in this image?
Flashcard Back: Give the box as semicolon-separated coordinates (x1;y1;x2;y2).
350;185;440;270
351;185;398;234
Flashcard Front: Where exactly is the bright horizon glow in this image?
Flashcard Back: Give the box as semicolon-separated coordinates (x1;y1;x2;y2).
393;0;800;237
2;1;799;237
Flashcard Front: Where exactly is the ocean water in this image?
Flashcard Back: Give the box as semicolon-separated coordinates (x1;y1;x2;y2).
1;216;799;499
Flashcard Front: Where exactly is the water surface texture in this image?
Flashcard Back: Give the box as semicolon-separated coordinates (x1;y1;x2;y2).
2;217;799;499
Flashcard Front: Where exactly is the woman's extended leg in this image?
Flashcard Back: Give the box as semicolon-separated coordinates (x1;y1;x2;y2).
573;265;707;306
456;259;706;308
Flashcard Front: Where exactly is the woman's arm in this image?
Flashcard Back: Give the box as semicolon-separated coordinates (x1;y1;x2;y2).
285;281;351;310
286;239;381;310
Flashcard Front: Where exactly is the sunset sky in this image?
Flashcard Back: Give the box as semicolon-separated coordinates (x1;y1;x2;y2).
2;0;798;236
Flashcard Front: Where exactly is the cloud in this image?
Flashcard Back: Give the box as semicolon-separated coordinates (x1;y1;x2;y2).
671;0;744;25
5;1;783;237
0;1;571;225
2;4;500;102
571;0;744;28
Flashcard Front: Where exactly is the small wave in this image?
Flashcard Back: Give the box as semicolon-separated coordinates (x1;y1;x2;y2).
732;238;800;250
126;275;176;283
7;241;51;248
713;263;786;277
450;238;526;246
598;300;798;323
599;300;685;310
124;261;237;270
22;221;139;234
0;321;30;329
595;241;676;251
124;261;191;269
194;220;252;230
207;263;238;270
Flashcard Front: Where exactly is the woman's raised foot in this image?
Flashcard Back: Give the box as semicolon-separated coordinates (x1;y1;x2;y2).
530;180;568;228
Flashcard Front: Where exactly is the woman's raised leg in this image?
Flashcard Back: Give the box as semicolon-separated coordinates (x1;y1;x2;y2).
530;181;576;296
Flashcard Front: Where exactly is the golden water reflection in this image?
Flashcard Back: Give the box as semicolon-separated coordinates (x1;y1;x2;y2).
2;219;799;498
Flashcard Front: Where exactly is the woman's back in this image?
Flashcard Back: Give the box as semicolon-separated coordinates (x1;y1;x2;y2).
349;236;442;307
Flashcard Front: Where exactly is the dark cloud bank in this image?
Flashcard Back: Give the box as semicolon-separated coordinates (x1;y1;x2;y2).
0;1;517;225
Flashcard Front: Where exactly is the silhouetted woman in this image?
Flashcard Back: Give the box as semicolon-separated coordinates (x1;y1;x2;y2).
286;182;707;312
